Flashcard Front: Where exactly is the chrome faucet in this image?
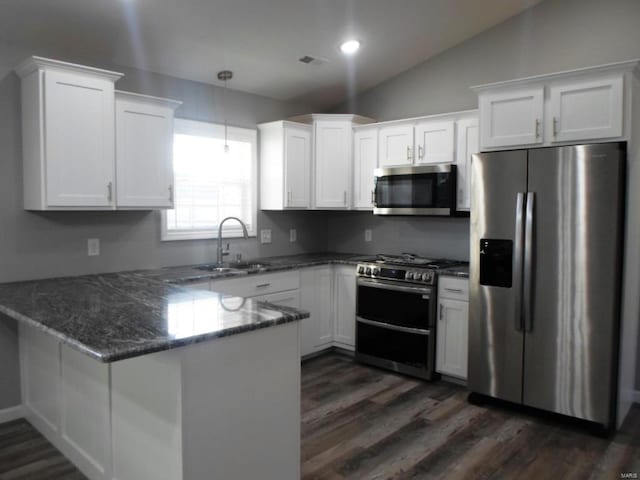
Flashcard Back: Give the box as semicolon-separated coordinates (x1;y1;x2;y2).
217;216;249;265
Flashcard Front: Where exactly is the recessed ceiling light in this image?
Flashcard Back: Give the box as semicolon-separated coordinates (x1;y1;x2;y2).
340;40;360;55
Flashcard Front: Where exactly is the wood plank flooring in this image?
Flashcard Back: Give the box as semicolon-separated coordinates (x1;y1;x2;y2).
1;352;639;479
301;353;640;480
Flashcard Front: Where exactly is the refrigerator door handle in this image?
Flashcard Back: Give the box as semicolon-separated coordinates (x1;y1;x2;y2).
524;192;535;332
513;192;526;331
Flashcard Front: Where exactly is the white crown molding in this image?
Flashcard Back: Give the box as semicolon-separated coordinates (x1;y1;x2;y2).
115;90;182;109
15;56;124;81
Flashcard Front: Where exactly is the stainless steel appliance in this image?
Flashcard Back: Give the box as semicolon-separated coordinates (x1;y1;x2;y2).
469;142;625;429
355;254;465;380
373;164;457;216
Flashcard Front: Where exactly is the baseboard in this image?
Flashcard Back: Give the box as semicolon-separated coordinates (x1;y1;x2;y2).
0;405;25;424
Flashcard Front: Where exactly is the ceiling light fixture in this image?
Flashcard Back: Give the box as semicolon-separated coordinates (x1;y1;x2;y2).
340;40;360;55
217;69;233;153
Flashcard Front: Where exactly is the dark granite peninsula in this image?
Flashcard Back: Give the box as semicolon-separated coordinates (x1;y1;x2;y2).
0;270;307;480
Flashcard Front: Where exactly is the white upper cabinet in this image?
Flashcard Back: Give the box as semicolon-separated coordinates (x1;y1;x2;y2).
548;76;623;143
115;91;181;209
414;120;455;164
478;87;544;149
455;117;479;212
378;124;414;167
353;127;378;210
259;121;311;210
17;57;123;210
473;61;637;151
314;119;353;208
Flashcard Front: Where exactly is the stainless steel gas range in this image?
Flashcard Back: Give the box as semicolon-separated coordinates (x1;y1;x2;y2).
355;254;465;381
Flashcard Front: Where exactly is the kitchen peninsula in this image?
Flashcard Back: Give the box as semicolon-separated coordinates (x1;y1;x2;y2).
0;272;307;480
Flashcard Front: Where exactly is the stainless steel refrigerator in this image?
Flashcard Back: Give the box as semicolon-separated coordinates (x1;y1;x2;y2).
469;142;625;429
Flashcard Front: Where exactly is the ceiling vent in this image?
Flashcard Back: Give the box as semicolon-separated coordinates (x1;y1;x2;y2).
299;55;328;66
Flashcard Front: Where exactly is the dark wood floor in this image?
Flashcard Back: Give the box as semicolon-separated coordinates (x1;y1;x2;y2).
302;353;640;480
2;352;639;479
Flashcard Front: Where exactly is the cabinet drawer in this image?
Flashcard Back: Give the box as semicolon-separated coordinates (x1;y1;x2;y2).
438;276;469;301
211;271;300;297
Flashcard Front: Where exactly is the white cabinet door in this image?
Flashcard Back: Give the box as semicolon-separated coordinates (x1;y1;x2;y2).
353;128;378;210
378;124;414;167
44;69;115;207
455;117;479;211
548;76;624;143
479;87;544;149
333;266;357;349
300;267;333;356
116;93;177;209
284;126;311;208
436;298;469;380
414;120;455;164
315;120;351;208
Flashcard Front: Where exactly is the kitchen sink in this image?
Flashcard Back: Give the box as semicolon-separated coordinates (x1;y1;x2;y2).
194;261;272;273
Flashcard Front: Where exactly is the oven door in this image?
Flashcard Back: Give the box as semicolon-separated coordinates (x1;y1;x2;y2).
373;164;456;216
355;277;436;379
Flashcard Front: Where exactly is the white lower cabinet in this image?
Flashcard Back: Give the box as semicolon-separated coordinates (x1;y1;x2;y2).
299;267;334;356
436;276;469;380
333;266;357;349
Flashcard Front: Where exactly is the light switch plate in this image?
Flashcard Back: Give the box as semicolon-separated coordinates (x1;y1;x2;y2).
364;229;373;242
88;238;100;256
289;229;297;242
260;229;272;244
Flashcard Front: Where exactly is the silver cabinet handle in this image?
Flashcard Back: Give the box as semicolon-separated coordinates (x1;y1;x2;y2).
256;283;271;288
513;192;525;332
524;192;535;332
418;145;424;159
371;190;375;205
535;119;541;138
444;287;463;293
343;191;347;206
168;185;174;203
287;190;292;206
406;146;412;161
552;117;558;138
107;182;113;202
439;304;443;320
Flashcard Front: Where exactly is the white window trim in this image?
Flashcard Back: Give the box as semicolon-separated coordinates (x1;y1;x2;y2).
161;119;258;242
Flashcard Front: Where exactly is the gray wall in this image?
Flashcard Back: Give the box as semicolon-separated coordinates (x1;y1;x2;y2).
0;45;325;409
327;0;640;391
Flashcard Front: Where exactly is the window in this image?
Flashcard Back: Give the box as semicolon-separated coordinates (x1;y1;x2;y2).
162;118;257;241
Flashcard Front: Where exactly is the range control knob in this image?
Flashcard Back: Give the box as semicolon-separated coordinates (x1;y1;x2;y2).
372;268;380;276
405;271;413;280
422;273;431;282
365;267;372;276
357;266;365;274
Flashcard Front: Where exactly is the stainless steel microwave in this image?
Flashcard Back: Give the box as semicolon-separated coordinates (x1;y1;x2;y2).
373;164;457;216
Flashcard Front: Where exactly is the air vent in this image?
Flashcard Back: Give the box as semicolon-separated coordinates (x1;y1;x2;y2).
298;55;328;66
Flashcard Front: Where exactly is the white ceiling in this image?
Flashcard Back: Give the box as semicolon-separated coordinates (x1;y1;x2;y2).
0;0;544;109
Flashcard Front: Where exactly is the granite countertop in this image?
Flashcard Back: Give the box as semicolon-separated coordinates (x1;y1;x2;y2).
0;252;468;363
138;252;377;284
0;272;308;363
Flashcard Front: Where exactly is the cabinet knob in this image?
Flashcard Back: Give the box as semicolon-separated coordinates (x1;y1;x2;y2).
107;182;113;203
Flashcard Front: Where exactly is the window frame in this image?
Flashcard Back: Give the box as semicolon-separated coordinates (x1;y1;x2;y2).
161;118;258;242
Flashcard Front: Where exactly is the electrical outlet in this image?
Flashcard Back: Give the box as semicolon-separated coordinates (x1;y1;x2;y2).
289;229;297;242
364;229;373;242
88;238;100;256
260;229;272;244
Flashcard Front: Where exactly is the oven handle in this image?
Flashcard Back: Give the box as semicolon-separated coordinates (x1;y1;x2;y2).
357;278;432;296
357;316;431;336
